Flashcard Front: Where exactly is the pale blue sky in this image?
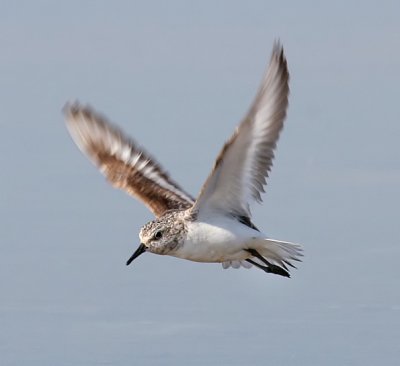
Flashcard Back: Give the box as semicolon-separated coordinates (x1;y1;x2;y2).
1;1;399;365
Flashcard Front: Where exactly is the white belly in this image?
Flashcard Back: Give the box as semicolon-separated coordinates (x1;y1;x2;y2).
172;217;264;263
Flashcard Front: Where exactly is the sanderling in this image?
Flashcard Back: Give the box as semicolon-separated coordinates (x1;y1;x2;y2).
64;42;302;277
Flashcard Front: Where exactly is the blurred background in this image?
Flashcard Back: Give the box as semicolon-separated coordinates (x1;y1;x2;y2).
1;1;399;365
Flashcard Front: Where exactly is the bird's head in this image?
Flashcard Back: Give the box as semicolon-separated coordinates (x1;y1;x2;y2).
126;212;186;265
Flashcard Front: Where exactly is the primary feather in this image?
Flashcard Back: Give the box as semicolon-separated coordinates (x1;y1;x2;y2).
192;42;289;219
64;103;194;217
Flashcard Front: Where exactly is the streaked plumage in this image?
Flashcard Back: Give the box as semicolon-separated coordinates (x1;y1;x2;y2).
64;42;302;277
65;105;195;216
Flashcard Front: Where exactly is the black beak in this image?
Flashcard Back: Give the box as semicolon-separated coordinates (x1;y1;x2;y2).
126;243;147;266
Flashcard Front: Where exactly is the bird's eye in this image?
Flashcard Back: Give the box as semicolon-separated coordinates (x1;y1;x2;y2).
154;231;163;240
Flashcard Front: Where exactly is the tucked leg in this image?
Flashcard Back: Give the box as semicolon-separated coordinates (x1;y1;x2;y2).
245;249;290;278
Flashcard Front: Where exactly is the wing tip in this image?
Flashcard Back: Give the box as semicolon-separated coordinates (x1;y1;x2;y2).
271;40;288;75
272;39;284;59
62;100;81;119
63;100;98;126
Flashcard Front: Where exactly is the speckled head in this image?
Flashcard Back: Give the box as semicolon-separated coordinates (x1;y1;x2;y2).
126;210;187;265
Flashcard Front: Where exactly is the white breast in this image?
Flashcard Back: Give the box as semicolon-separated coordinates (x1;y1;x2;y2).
172;216;264;263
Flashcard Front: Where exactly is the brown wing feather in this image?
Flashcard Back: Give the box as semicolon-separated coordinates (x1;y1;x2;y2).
64;103;194;217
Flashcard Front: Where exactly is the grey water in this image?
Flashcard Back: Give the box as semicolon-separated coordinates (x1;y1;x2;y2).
1;1;399;365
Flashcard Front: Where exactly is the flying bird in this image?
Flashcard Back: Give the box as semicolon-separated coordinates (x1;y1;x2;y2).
64;42;302;277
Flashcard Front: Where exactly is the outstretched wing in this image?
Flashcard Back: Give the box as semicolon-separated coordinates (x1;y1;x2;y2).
64;103;195;217
191;42;289;219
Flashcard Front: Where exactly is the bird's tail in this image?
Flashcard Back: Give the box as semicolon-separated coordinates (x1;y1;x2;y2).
256;238;303;267
248;238;303;277
221;238;303;277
